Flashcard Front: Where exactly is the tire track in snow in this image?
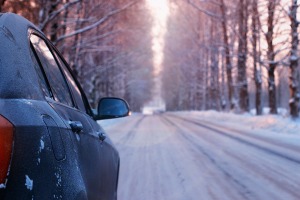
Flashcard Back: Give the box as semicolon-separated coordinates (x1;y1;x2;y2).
165;114;300;200
221;149;300;199
168;114;300;164
161;116;255;200
115;115;145;145
117;115;193;200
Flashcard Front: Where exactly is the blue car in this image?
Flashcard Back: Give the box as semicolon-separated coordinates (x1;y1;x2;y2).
0;12;129;200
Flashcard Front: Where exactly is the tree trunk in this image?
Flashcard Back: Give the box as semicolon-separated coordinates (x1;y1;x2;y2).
70;0;83;79
205;49;210;110
208;21;220;111
49;0;58;42
220;0;234;109
252;0;262;115
60;0;70;54
0;0;5;12
289;0;299;118
237;0;249;112
221;49;226;110
210;49;220;111
266;0;278;114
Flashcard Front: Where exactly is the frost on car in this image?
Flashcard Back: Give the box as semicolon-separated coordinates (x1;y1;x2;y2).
0;13;129;200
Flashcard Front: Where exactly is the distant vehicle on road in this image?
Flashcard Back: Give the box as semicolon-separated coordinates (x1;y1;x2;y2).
0;13;129;200
142;105;165;115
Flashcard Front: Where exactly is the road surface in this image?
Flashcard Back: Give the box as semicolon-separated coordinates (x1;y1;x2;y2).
101;113;300;200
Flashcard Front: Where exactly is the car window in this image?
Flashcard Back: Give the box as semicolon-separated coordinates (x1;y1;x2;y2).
30;34;74;107
30;42;52;98
53;50;87;113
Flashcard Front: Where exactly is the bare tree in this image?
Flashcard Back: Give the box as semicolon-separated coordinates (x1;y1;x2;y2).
265;0;278;114
0;0;5;12
237;0;249;112
288;0;299;118
3;0;299;116
208;18;221;111
2;0;152;111
220;0;234;110
252;0;262;115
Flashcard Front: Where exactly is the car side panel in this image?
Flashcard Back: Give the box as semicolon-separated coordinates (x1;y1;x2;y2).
48;102;109;200
88;120;120;200
0;99;87;200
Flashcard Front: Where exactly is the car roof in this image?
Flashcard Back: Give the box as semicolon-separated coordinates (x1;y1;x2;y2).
0;13;45;100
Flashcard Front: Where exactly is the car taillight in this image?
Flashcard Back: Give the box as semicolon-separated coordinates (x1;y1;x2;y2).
0;115;13;185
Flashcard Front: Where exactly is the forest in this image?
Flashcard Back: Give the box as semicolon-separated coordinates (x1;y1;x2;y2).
1;0;154;112
163;0;300;118
1;0;300;118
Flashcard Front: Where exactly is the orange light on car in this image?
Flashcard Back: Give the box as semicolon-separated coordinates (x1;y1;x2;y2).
0;115;14;185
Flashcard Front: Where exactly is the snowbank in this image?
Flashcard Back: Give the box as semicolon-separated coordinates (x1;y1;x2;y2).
173;110;300;135
99;110;300;135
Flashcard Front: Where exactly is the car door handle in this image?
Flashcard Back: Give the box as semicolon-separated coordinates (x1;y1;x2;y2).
69;121;83;133
98;132;106;141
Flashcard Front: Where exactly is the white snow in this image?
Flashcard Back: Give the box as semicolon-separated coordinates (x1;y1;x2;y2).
39;139;44;151
99;113;138;128
37;139;45;165
290;55;298;61
55;172;62;187
102;111;300;200
101;110;300;144
289;98;295;103
173;110;300;135
25;175;33;191
75;134;80;142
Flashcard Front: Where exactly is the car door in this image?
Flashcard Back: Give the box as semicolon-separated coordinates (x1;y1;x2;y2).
30;33;119;200
51;42;120;200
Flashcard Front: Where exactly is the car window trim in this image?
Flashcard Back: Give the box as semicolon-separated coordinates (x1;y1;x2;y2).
29;38;54;99
50;44;94;116
51;48;87;112
29;30;93;117
29;32;76;108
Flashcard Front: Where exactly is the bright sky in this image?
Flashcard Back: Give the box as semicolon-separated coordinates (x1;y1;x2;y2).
146;0;170;74
146;0;170;107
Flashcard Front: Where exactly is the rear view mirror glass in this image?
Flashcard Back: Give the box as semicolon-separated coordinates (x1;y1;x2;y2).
96;97;130;120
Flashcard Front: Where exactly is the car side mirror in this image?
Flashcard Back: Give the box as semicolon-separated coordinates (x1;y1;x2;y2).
94;97;130;120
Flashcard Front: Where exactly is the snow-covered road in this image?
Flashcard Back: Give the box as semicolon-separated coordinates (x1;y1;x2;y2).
101;113;300;200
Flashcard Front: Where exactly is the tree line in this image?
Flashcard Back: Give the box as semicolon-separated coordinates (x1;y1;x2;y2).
162;0;300;118
1;0;154;112
2;0;300;117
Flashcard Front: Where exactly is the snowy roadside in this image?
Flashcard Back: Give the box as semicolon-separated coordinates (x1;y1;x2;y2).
98;113;141;129
172;110;300;135
99;111;300;135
